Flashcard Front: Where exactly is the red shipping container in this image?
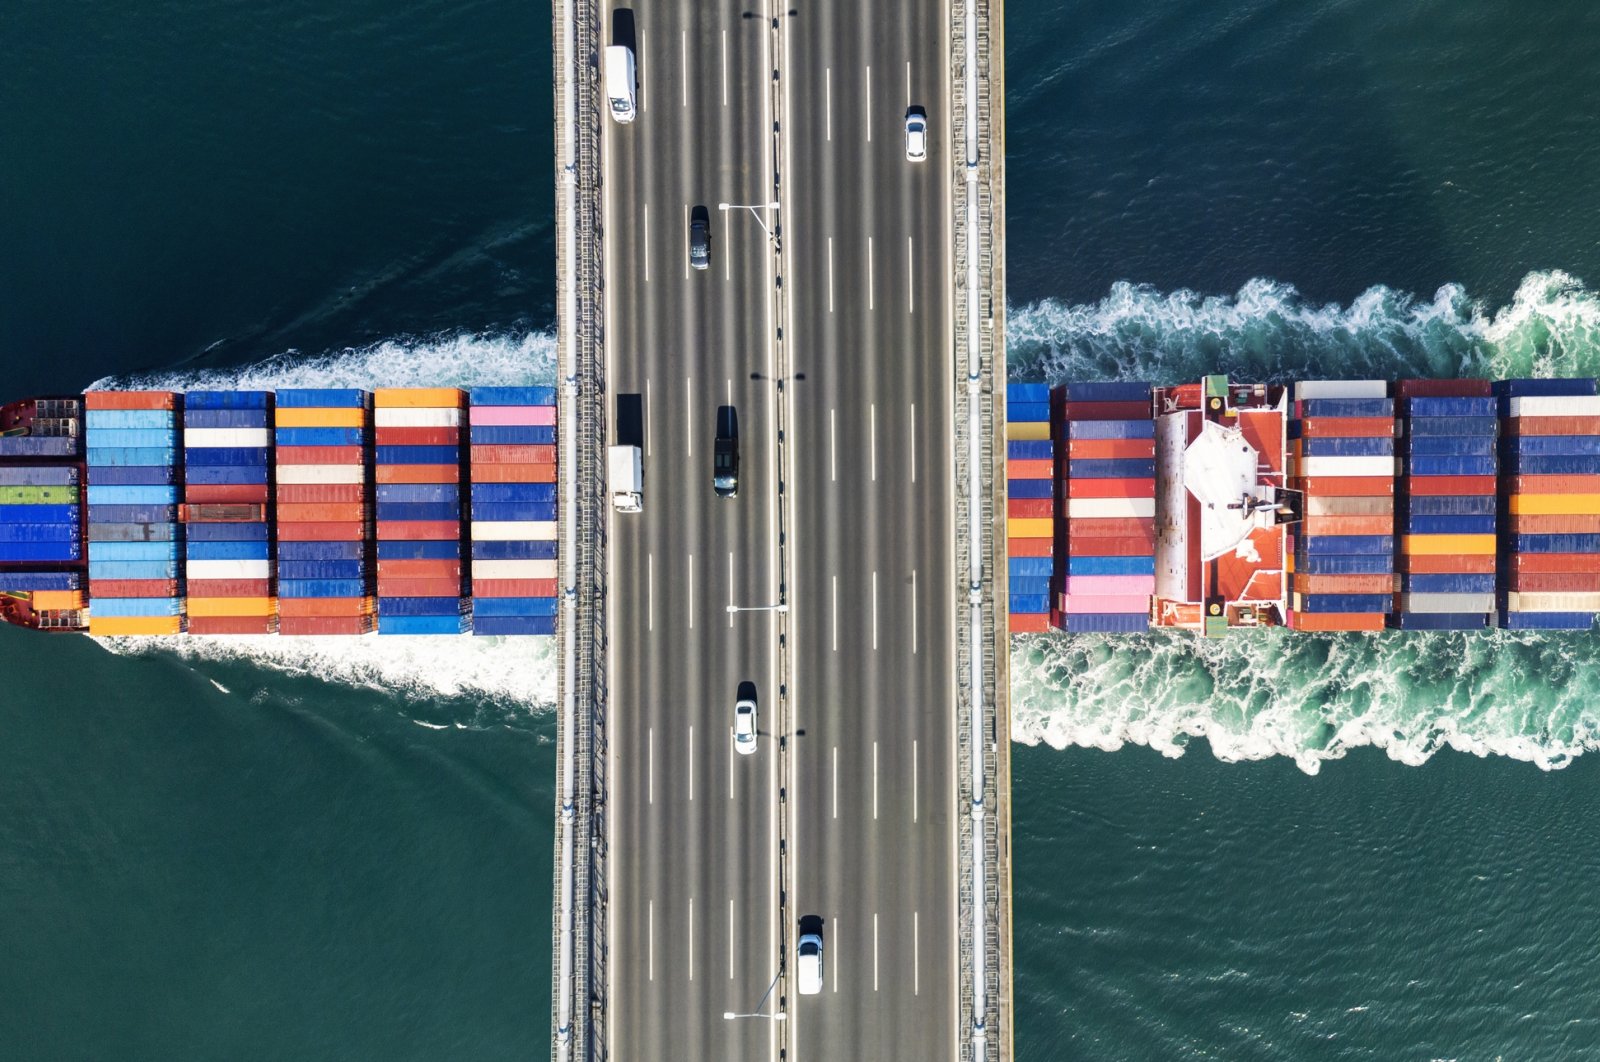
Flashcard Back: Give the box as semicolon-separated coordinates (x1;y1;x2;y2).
1294;573;1395;594
1298;417;1395;438
183;483;271;504
188;616;275;635
279;597;373;617
1008;613;1052;633
377;558;463;578
1065;477;1156;499
1508;572;1600;592
277;483;366;504
1007;537;1053;558
1007;498;1053;519
89;579;179;597
1395;378;1492;398
1005;459;1053;480
83;390;176;410
1063;401;1150;420
1405;475;1497;496
278;521;368;541
1289;611;1387;632
472;578;560;598
1298;476;1394;497
276;445;365;465
1508;475;1600;495
279;615;372;636
1398;554;1497;574
1508;553;1600;574
186;579;271;598
375;520;460;541
278;502;367;523
468;462;557;483
376;464;461;484
1502;415;1600;436
1067;536;1153;557
376;576;463;597
1506;514;1600;534
375;426;460;446
1065;438;1156;459
470;444;557;464
1066;517;1155;539
1302;514;1394;536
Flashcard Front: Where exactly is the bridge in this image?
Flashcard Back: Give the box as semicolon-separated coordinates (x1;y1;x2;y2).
550;0;1012;1056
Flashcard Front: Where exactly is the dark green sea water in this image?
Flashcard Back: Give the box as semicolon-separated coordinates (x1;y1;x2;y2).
6;0;1600;1058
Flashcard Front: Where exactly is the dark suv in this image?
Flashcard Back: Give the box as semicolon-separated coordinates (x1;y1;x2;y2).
714;405;738;497
689;206;710;271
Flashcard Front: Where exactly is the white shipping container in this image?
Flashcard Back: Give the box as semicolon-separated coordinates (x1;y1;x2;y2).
471;520;558;540
1506;591;1600;612
1305;496;1394;517
1065;497;1156;520
472;558;558;580
1295;380;1389;400
187;559;272;580
1507;395;1600;417
1399;592;1496;614
183;427;272;448
374;408;462;427
1300;455;1396;478
276;464;366;484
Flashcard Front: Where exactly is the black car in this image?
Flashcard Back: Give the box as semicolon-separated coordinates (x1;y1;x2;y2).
689;206;710;271
714;405;738;497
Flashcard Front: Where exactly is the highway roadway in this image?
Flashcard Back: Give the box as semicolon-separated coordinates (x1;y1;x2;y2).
603;0;956;1057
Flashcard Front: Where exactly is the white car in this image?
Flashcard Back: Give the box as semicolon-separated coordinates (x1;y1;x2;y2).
797;932;824;995
733;697;758;755
905;107;927;161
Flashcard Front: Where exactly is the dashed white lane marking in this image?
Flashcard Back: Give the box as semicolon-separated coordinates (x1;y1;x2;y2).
688;552;694;629
825;68;832;141
831;574;838;652
643;204;650;282
648;727;654;805
681;31;688;108
648;553;654;631
688;724;694;801
648;901;654;980
865;65;872;141
827;236;834;313
832;745;838;819
873;739;879;819
867;235;875;310
872;569;879;650
907;236;915;313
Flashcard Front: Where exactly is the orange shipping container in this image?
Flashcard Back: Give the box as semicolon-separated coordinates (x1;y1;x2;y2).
188;616;276;635
1294;573;1395;594
31;590;86;610
89;616;184;636
277;502;367;523
1007;537;1053;558
278;521;368;542
1067;517;1155;539
375;464;461;484
1008;613;1052;634
279;597;376;618
278;615;372;636
1503;415;1600;436
187;597;276;618
1302;514;1394;536
469;463;557;484
470;444;557;464
184;484;270;504
1006;459;1053;480
83;390;176;410
1507;475;1600;495
187;579;272;598
375;520;460;541
1298;417;1395;438
472;578;560;598
1066;477;1156;499
1008;498;1053;519
276;445;365;465
1297;476;1394;497
375;577;463;597
1290;612;1387;632
375;426;460;446
376;559;462;578
1508;553;1600;574
1407;475;1497;496
275;407;366;428
373;387;465;408
277;484;366;504
1506;514;1600;534
1397;554;1497;574
1064;439;1157;460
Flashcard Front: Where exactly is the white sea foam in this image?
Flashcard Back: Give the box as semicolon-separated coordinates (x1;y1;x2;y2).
85;329;561;713
1008;270;1600;772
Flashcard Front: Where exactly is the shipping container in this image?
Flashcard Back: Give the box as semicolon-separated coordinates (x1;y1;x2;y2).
1398;553;1497;575
1403;415;1500;436
1493;378;1597;398
1510;572;1600;592
1406;436;1495;456
1298;417;1396;438
87;616;184;636
472;579;560;598
274;407;366;428
1291;612;1387;632
1065;477;1157;499
472;615;559;636
1065;419;1156;441
1293;573;1395;594
375;520;461;541
1065;555;1156;576
275;427;365;447
1406;475;1498;496
1058;593;1149;614
471;540;558;560
1065;497;1156;520
1292;593;1391;613
1296;380;1390;400
1060;612;1150;633
375;464;467;484
1507;494;1600;516
273;388;371;407
1498;611;1594;630
1296;476;1394;498
1007;479;1053;500
1399;592;1497;613
1505;591;1600;612
277;616;374;635
1301;398;1394;418
373;388;466;408
1006;383;1051;404
1502;415;1600;436
1395;379;1493;398
1390;612;1491;630
1406;455;1497;477
1301;437;1395;457
276;521;367;542
1506;395;1600;417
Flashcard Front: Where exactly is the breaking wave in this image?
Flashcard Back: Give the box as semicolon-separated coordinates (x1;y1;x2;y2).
1008;270;1600;772
86;329;561;712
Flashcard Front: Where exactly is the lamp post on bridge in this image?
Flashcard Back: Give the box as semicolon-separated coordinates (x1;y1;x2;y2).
723;970;787;1021
718;201;782;245
727;603;788;615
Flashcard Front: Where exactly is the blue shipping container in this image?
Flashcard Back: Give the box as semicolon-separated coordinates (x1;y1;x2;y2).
85;447;178;468
471;597;560;618
1065;555;1157;576
83;429;180;448
375;502;461;522
90;597;186;617
1009;594;1051;614
1296;593;1392;613
1008;402;1051;423
471;502;558;522
380;597;467;617
1492;378;1598;398
1404;396;1497;417
1067;459;1156;480
471;539;558;561
1407;436;1495;456
375;445;461;466
183;446;269;466
86;466;179;486
1403;415;1499;437
0;438;78;458
375;540;460;560
1301;398;1394;417
87;504;177;523
378;615;468;635
1401;573;1497;594
1006;440;1054;461
273;388;371;408
183;409;272;428
1512;534;1600;554
0;572;81;591
278;578;368;598
86;486;181;506
376;484;460;504
1066;419;1156;441
1299;534;1394;556
1007;478;1053;499
279;560;367;580
186;466;270;486
275;427;365;447
0;505;77;524
1405;494;1497;516
0;524;80;543
186;540;270;560
470;386;558;406
470;482;558;504
0;466;79;486
469;425;557;445
88;560;181;579
1504;435;1600;456
0;542;81;562
1501;455;1600;476
1302;437;1395;457
1063;382;1152;402
87;541;177;560
1404;515;1497;535
278;540;366;561
1005;383;1051;404
84;410;176;429
1407;455;1497;477
184;522;270;542
471;615;557;636
1008;557;1054;579
1061;612;1149;633
1296;554;1395;575
1498;610;1595;630
183;391;272;410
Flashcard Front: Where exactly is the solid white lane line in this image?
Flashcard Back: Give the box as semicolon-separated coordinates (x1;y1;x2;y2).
681;31;687;108
832;745;838;819
647;553;654;631
724;208;731;280
830;408;837;482
688;552;694;629
649;901;655;980
905;61;911;106
910;402;917;482
914;911;920;994
688;897;695;980
831;575;838;651
721;30;727;107
643;204;650;282
907;236;914;313
865;65;872;141
832;917;838;993
729;899;735;979
688;724;694;801
872;569;878;650
827;237;834;313
874;912;880;991
825;68;832;141
648;727;654;805
686;378;693;456
727;551;734;628
646;377;652;457
867;236;874;310
870;403;877;481
911;567;917;654
684;204;690;278
873;739;879;819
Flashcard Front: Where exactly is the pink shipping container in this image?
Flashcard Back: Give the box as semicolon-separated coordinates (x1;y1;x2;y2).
1060;593;1152;614
1064;575;1157;596
471;406;558;426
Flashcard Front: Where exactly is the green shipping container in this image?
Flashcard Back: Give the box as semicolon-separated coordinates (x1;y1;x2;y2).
0;485;81;505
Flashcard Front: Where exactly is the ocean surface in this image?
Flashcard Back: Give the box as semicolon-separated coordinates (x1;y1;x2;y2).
5;0;1600;1058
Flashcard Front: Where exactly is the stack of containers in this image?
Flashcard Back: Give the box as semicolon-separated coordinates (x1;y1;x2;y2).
0;571;85;623
182;391;275;634
83;391;184;636
1496;378;1600;630
468;387;559;635
274;389;374;635
1393;381;1499;630
1287;381;1396;632
1052;382;1155;634
1004;383;1053;634
374;388;469;635
0;466;81;565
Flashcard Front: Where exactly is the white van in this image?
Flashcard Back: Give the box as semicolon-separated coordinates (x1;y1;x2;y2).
604;45;637;123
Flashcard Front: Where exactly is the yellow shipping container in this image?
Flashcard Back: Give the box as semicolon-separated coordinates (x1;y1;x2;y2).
1402;533;1497;556
1008;517;1054;539
88;616;183;637
186;597;277;618
373;387;465;408
1507;493;1600;516
275;407;367;428
1006;421;1052;441
30;591;86;610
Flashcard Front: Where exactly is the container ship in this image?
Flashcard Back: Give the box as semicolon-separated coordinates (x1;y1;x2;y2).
0;387;558;636
1005;375;1600;637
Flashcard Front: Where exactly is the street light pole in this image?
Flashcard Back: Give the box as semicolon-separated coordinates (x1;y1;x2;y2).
718;200;782;243
727;603;789;614
723;970;787;1021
